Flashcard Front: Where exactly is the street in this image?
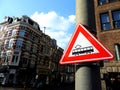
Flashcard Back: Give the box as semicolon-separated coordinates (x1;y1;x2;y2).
0;87;25;90
0;83;75;90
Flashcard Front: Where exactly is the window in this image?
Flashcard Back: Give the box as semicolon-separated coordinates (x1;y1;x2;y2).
12;29;17;36
4;55;8;64
100;12;111;30
22;57;29;67
4;39;9;45
21;17;28;23
0;42;3;51
4;26;7;30
10;51;20;66
25;41;31;52
4;40;8;49
11;56;15;62
115;44;120;61
23;58;27;64
16;38;23;49
3;50;12;65
7;30;12;37
98;0;106;5
0;26;3;31
4;31;8;37
18;30;25;37
0;33;4;39
1;52;6;58
30;59;35;68
112;10;120;28
11;55;19;64
109;0;117;2
8;38;14;49
40;45;44;53
32;45;37;53
33;36;39;43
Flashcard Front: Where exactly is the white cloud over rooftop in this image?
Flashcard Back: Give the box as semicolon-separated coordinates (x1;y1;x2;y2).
31;11;75;49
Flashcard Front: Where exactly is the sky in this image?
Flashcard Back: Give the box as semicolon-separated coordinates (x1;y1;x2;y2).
0;0;76;49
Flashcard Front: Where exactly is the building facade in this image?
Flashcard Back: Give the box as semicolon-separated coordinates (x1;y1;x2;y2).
94;0;120;90
0;15;73;87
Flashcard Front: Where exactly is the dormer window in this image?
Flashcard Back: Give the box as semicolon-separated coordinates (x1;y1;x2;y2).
33;23;39;29
21;17;28;23
28;19;33;25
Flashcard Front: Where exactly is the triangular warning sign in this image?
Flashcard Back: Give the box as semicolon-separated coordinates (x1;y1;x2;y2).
59;23;114;64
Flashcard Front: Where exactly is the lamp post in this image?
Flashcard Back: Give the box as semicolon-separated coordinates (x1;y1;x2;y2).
49;46;60;86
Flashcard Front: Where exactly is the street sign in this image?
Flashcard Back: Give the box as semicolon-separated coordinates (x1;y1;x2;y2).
59;23;114;64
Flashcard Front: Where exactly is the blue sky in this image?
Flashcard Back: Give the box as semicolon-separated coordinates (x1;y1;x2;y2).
0;0;76;49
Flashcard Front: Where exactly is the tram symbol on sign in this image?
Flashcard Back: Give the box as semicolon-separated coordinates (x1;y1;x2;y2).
72;45;94;56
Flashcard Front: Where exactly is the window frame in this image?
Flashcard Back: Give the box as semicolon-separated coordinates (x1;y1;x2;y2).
8;38;14;49
100;12;111;31
15;38;23;49
112;9;120;29
18;29;25;37
98;0;107;5
115;43;120;61
10;50;21;66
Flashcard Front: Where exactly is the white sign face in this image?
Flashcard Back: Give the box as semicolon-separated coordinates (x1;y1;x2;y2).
69;32;99;57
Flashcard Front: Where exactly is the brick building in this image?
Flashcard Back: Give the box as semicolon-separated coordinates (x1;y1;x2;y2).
94;0;120;89
0;15;74;87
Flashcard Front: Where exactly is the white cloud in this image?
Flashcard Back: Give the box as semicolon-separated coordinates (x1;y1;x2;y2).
31;11;75;49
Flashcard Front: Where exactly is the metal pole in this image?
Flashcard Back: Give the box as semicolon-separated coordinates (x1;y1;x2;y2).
75;63;101;90
75;0;101;90
76;0;96;30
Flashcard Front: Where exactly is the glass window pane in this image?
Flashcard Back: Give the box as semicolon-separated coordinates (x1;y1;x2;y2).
112;10;120;28
100;12;111;30
19;30;25;37
12;29;17;36
109;0;117;2
101;23;111;30
112;10;120;21
8;38;14;48
16;39;23;49
101;13;110;23
98;0;106;5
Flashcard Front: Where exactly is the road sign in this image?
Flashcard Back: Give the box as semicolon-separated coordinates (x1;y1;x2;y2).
59;23;114;64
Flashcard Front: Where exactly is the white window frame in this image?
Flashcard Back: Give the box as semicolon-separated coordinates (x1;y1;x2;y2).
8;38;14;49
12;29;17;37
10;50;21;66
